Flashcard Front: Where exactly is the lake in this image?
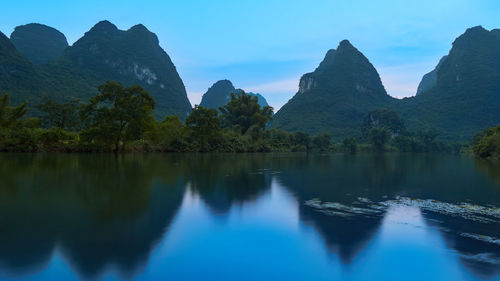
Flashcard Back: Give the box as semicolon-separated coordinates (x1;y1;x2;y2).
0;153;499;281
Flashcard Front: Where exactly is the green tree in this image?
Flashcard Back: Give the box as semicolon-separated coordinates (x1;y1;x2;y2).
159;116;189;151
473;125;500;158
368;127;391;151
416;129;438;151
186;105;221;152
36;97;81;130
0;94;27;128
312;133;332;151
343;137;357;153
220;91;273;134
293;131;311;151
361;108;405;139
80;81;155;152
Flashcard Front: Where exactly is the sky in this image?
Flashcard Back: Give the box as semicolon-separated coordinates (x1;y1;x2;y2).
1;0;499;110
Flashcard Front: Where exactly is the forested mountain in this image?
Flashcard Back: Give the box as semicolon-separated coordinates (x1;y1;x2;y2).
10;23;69;64
272;40;394;138
199;79;269;109
0;21;192;119
1;22;499;141
400;26;500;140
274;26;500;141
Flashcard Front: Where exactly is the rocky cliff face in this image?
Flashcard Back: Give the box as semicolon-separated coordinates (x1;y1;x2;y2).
10;23;68;64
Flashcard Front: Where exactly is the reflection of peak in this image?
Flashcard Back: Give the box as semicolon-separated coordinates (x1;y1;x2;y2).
299;205;383;264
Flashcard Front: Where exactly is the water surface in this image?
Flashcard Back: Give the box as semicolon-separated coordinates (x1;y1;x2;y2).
0;153;499;281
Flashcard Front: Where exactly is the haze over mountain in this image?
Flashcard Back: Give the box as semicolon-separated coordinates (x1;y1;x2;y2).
1;20;192;119
199;79;269;110
273;26;500;141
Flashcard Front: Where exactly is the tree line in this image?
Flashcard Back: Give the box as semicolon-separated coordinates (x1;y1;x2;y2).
0;81;472;154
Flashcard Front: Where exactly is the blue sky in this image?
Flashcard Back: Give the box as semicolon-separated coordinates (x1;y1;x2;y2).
1;0;499;110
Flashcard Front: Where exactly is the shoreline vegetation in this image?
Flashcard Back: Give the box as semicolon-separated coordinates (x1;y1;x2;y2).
0;81;496;158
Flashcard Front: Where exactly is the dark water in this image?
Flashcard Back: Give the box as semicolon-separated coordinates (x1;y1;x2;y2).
0;153;499;281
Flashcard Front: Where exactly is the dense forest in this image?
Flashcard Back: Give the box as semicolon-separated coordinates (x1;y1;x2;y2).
0;82;473;154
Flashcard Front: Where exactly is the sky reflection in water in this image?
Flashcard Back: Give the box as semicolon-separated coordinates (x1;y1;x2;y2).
0;153;499;281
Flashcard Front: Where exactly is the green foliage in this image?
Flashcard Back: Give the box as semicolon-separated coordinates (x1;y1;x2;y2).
0;80;468;155
36;97;81;130
80;81;155;152
0;94;28;128
186;105;221;152
293;132;311;151
343;137;358;153
361;109;405;139
368;127;391;151
220;91;273;134
312;133;332;151
473;125;500;158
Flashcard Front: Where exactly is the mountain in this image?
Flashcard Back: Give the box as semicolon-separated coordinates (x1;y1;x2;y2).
0;31;41;100
273;26;500;141
10;23;68;64
416;55;447;95
272;40;394;138
0;21;192;119
60;21;192;118
246;92;269;107
199;79;269;109
401;26;500;140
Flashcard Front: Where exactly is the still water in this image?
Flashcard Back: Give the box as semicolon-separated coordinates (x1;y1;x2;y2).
0;153;499;281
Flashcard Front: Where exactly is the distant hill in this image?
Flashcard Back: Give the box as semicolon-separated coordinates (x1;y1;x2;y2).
0;21;192;119
10;23;68;64
200;79;269;109
273;27;500;141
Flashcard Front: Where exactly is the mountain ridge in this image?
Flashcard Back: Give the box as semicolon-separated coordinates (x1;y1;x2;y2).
1;20;192;119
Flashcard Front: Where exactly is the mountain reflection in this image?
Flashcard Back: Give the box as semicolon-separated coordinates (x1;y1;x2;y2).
274;153;500;278
184;154;274;215
274;154;404;264
0;153;499;280
0;154;185;279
